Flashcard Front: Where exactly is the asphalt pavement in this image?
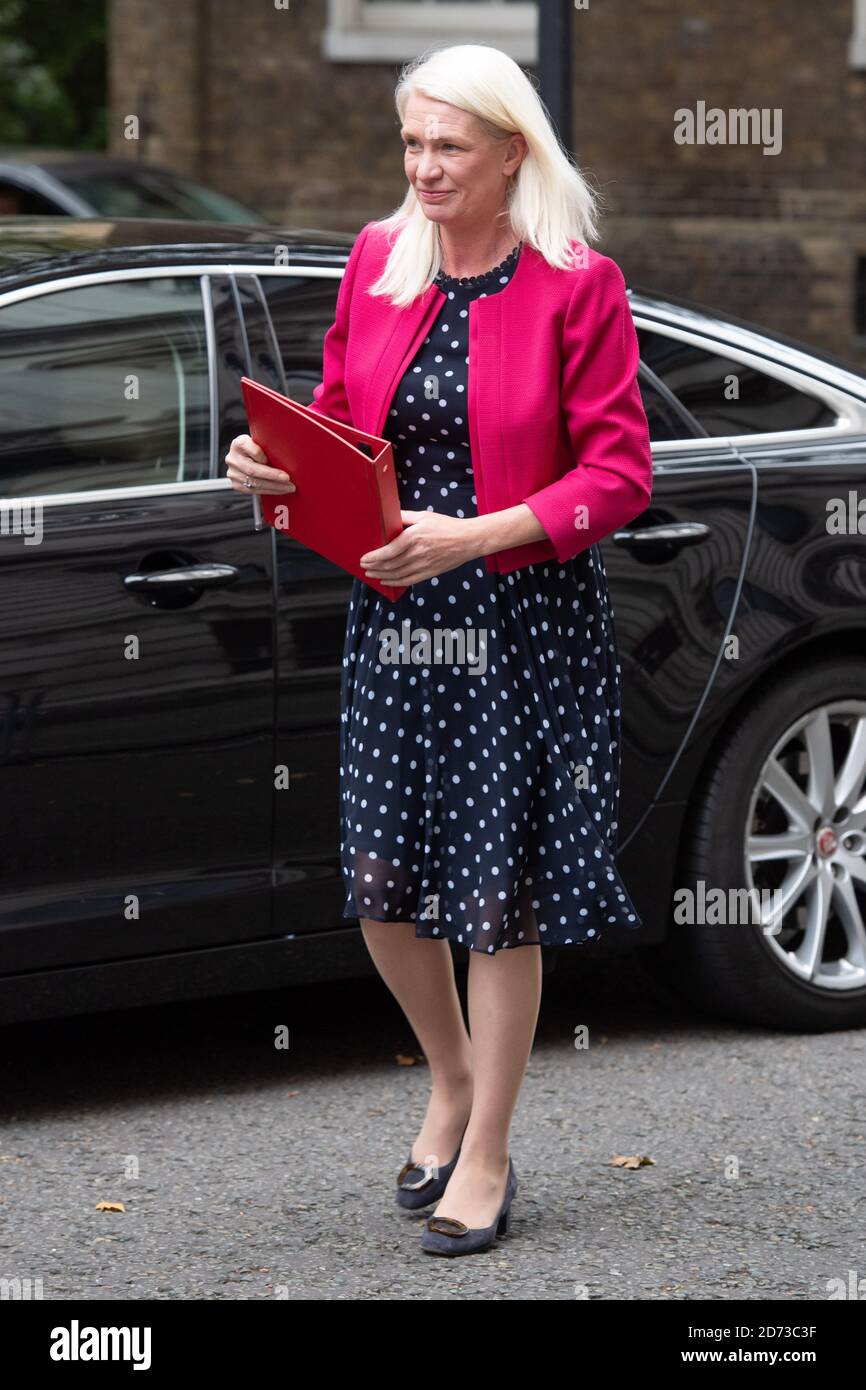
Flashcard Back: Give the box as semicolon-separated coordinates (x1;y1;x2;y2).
1;948;863;1301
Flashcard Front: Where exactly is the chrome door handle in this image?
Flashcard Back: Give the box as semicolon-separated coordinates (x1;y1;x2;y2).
124;563;240;592
613;522;711;548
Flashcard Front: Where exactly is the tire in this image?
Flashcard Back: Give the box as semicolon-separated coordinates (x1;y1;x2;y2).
650;658;866;1032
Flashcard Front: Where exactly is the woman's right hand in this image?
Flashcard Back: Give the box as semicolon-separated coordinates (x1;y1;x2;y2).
224;434;296;495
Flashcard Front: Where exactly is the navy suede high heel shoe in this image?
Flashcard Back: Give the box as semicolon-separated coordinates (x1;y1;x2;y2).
421;1157;517;1256
395;1140;463;1210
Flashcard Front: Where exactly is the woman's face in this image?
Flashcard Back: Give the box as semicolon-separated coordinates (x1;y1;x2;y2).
400;94;525;229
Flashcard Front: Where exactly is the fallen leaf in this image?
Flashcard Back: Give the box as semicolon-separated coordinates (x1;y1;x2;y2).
608;1154;655;1170
95;1201;125;1212
395;1053;425;1066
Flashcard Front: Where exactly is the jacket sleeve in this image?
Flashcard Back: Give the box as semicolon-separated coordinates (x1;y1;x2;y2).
521;255;652;562
306;220;373;425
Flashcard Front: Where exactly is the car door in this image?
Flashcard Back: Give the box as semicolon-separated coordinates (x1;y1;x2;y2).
600;321;757;841
0;269;275;971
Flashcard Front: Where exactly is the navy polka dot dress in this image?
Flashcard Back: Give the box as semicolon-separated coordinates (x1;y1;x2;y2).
339;240;642;952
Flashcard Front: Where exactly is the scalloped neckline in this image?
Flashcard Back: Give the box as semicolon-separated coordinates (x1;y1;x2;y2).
434;240;523;289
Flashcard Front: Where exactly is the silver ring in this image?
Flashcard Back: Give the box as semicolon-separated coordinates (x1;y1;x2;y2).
244;476;255;489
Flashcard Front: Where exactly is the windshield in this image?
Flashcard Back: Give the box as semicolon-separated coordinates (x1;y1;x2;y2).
62;167;266;225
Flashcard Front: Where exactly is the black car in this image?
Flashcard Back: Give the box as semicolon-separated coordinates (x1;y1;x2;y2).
0;149;266;225
1;217;865;1032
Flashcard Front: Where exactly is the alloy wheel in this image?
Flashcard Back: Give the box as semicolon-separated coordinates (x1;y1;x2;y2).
744;701;866;991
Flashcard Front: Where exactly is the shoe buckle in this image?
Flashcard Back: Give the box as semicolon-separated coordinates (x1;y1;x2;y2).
426;1216;469;1237
397;1157;439;1192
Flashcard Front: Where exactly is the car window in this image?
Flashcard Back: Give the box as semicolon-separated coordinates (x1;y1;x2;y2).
0;277;211;498
0;181;62;215
637;374;694;443
60;170;265;225
636;327;836;436
259;274;340;402
233;275;285;394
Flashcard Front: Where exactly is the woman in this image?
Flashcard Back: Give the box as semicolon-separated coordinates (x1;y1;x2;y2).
225;43;652;1257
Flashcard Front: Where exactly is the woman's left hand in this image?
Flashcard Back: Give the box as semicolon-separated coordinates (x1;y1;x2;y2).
360;509;481;586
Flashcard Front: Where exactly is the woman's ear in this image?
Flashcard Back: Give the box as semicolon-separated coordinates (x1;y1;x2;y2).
504;131;528;177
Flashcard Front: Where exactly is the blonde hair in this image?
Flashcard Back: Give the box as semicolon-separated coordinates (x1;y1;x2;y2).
367;43;603;306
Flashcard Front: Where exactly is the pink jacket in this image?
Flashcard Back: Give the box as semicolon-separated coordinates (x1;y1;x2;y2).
308;220;652;575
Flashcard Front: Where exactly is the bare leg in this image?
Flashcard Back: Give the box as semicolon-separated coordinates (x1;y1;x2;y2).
429;937;542;1229
360;919;474;1168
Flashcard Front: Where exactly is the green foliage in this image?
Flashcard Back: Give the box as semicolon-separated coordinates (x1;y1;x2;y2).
0;0;106;148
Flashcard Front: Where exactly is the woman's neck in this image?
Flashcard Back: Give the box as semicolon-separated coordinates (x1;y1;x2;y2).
437;225;520;281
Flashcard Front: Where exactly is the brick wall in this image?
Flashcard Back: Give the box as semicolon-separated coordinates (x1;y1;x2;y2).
108;0;866;365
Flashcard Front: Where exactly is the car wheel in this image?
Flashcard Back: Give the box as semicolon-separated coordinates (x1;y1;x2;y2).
653;660;866;1031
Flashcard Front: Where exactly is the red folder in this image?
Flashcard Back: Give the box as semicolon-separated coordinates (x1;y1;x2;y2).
240;376;407;602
